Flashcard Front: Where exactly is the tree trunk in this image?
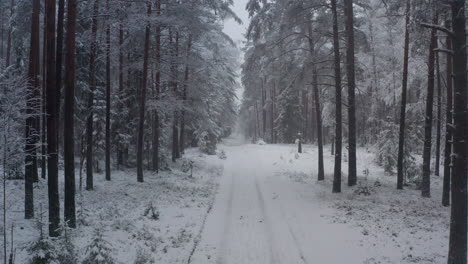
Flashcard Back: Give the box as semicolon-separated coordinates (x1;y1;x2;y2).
344;0;357;187
41;0;47;180
152;0;161;172
25;0;41;219
270;83;275;143
86;0;99;190
63;0;77;228
117;24;124;168
305;89;309;142
306;22;324;181
421;13;437;198
442;20;452;207
180;34;192;154
171;30;180;162
447;1;467;262
331;0;342;193
310;90;316;143
56;0;64;147
46;0;60;237
396;0;410;190
5;0;13;67
262;77;267;140
331;137;334;155
137;2;151;182
255;100;259;142
0;0;3;60
313;69;324;181
105;0;111;181
298;132;302;153
435;51;442;176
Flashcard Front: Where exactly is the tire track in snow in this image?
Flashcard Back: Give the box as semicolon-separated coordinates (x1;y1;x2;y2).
187;167;223;264
216;171;235;264
275;192;309;264
256;176;308;264
254;177;280;264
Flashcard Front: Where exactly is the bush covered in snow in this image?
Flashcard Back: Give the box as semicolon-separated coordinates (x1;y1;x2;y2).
374;118;421;182
82;229;114;264
217;150;227;160
29;237;59;264
181;158;194;175
198;131;217;155
56;222;78;264
133;248;155;264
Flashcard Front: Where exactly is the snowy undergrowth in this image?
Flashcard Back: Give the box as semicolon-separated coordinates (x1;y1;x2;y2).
2;148;225;264
270;144;450;264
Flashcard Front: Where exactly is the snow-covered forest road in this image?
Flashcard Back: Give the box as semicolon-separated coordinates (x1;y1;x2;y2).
191;142;367;264
190;139;450;264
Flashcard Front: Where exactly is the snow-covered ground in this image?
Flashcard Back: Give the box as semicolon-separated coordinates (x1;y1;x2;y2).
2;149;224;263
2;139;452;263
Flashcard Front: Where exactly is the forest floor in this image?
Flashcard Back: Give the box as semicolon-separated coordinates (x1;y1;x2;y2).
3;149;225;263
3;138;451;264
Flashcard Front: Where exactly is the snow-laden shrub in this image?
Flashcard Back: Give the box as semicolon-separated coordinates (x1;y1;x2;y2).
374;120;399;173
29;206;61;264
134;248;155;264
181;158;194;174
198;131;217;155
405;156;422;187
354;184;372;196
29;237;59;264
82;229;114;264
374;118;422;181
217;150;227;160
143;202;160;221
56;222;77;264
159;149;171;171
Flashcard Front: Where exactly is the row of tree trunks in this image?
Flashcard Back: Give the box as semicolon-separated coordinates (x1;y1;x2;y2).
24;0;76;230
